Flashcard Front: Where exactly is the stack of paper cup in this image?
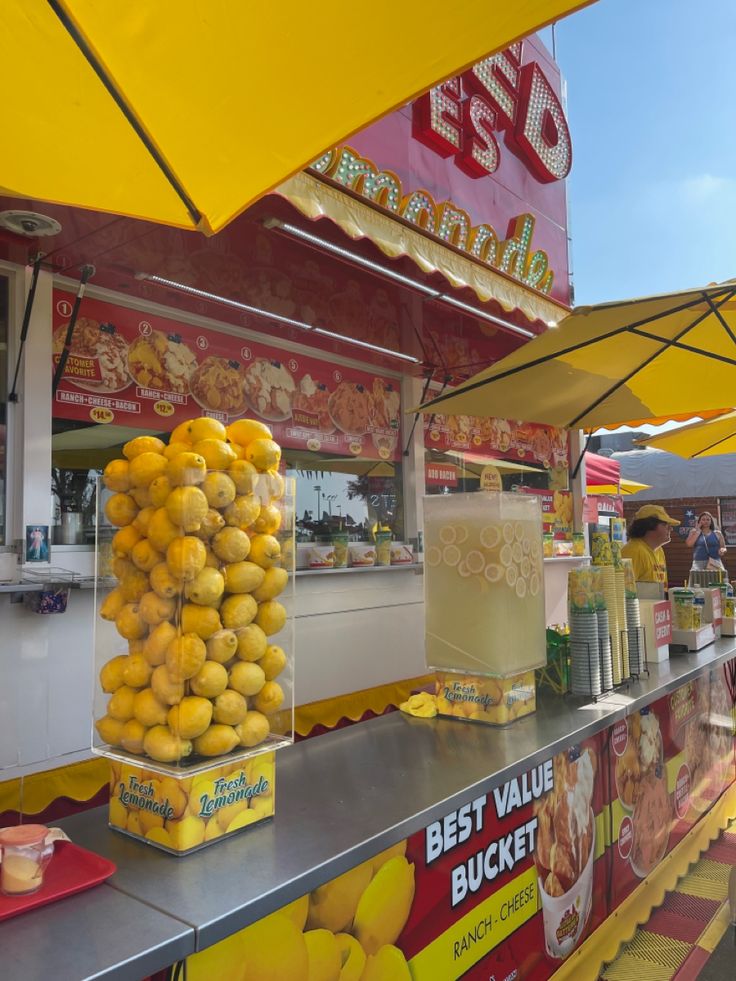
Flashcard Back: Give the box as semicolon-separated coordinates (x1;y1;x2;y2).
598;566;622;684
625;595;643;674
569;610;602;696
596;608;614;691
615;568;629;679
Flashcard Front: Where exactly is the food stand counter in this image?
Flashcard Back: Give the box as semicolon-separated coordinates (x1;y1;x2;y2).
1;640;731;980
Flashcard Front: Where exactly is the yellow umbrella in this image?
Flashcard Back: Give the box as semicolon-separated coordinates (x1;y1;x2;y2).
587;479;651;495
415;282;736;429
636;410;736;458
1;1;594;233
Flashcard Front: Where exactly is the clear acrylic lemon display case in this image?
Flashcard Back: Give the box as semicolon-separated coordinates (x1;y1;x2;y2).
92;469;295;854
424;491;545;725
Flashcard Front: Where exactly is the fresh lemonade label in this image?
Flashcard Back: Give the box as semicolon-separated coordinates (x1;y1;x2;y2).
194;773;270;819
118;775;175;820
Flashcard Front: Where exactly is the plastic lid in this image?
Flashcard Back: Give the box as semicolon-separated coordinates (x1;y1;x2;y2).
0;823;48;846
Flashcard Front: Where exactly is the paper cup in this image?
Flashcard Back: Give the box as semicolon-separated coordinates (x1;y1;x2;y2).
539;809;595;960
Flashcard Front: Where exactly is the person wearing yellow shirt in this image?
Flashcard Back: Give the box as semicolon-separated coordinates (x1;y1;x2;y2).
621;504;679;585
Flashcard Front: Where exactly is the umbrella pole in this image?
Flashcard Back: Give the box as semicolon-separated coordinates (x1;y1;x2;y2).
8;253;43;403
571;431;593;480
51;265;95;397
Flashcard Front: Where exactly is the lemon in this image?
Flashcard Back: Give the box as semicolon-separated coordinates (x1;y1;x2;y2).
138;590;175;626
129;451;168;488
133;688;169;727
334;934;366;981
149;474;173;507
122;652;153;688
99;587;126;622
130;485;153;509
103;459;131;492
252;504;282;535
170;420;195;444
111;556;135;580
143;725;192;764
151;665;185;706
159;777;188;819
236;623;268;662
213;689;248;725
206;629;238;664
120;719;148;755
204;545;221;569
189;661;229;698
118;569;149;602
303;930;341;981
168;451;207;487
205;816;225;841
248;534;281;569
185;567;225;606
181;603;222;640
203;507;229;538
167;536;206;581
115;602;148;640
149;562;181;600
202;471;237;508
163;440;192;461
264;469;285;502
146;826;174;848
280;895;310;932
229;661;266;697
238;913;309;981
253;681;285;715
222;560;265;594
193;438;237;470
111;524;142;557
220;593;258;629
123;436;166;460
352;857;415;955
133;506;156;536
226;418;273;445
252;567;288;602
235;711;270;748
166;633;207;681
128;639;146;656
259;644;287;680
104;492;139;527
108;685;137;721
255;600;287;636
215;799;249;832
138;807;164;834
228;459;258;495
130;539;163;573
168;696;213;739
166;486;209;531
108;796;128;827
369;842;407;874
224;493;261;530
144;621;178;666
146;508;180;552
192;724;239;757
227;440;246;460
211;526;251;563
100;654;128;693
188;416;228;443
245;438;281;472
95;715;124;746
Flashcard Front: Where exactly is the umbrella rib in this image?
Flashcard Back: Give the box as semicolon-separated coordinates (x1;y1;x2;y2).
702;292;736;347
47;0;202;228
628;328;736;367
566;290;736;428
417;291;726;412
691;431;736;458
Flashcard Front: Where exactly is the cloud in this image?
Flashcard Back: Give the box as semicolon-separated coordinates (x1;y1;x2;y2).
677;173;736;204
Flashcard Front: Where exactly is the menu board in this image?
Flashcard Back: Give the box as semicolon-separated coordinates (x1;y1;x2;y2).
608;665;734;907
52;290;402;461
425;413;568;469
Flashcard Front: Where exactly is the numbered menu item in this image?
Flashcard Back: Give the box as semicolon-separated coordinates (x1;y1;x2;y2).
424;491;546;676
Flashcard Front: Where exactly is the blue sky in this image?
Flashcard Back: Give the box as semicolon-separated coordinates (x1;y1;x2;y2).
549;0;736;306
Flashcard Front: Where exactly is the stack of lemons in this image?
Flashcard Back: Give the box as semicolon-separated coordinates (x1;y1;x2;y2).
94;416;290;764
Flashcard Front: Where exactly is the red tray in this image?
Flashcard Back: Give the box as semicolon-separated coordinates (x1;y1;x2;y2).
0;840;116;921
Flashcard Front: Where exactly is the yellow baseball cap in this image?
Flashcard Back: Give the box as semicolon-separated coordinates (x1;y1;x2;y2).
633;504;679;525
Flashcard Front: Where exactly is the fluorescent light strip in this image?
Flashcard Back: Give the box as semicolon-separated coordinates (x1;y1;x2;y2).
267;218;548;337
137;273;312;332
137;272;420;364
313;327;420;363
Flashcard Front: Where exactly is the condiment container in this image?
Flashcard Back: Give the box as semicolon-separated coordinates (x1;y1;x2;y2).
0;825;54;896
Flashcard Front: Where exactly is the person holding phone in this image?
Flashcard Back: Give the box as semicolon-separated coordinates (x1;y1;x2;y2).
686;511;727;572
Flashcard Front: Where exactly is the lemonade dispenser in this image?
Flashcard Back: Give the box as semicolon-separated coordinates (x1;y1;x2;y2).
92;420;295;854
424;491;546;724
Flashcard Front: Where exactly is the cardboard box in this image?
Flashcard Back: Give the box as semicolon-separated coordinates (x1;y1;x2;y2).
108;753;275;854
435;670;536;725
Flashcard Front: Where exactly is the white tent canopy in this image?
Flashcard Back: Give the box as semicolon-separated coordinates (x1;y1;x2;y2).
612;449;736;501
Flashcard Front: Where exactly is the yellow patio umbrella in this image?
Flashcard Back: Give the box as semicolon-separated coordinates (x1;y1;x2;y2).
587;479;652;495
636;410;736;458
0;0;593;234
415;281;736;430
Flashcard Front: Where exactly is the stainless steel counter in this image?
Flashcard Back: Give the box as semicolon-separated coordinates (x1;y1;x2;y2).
3;640;732;979
0;883;194;980
50;636;736;964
